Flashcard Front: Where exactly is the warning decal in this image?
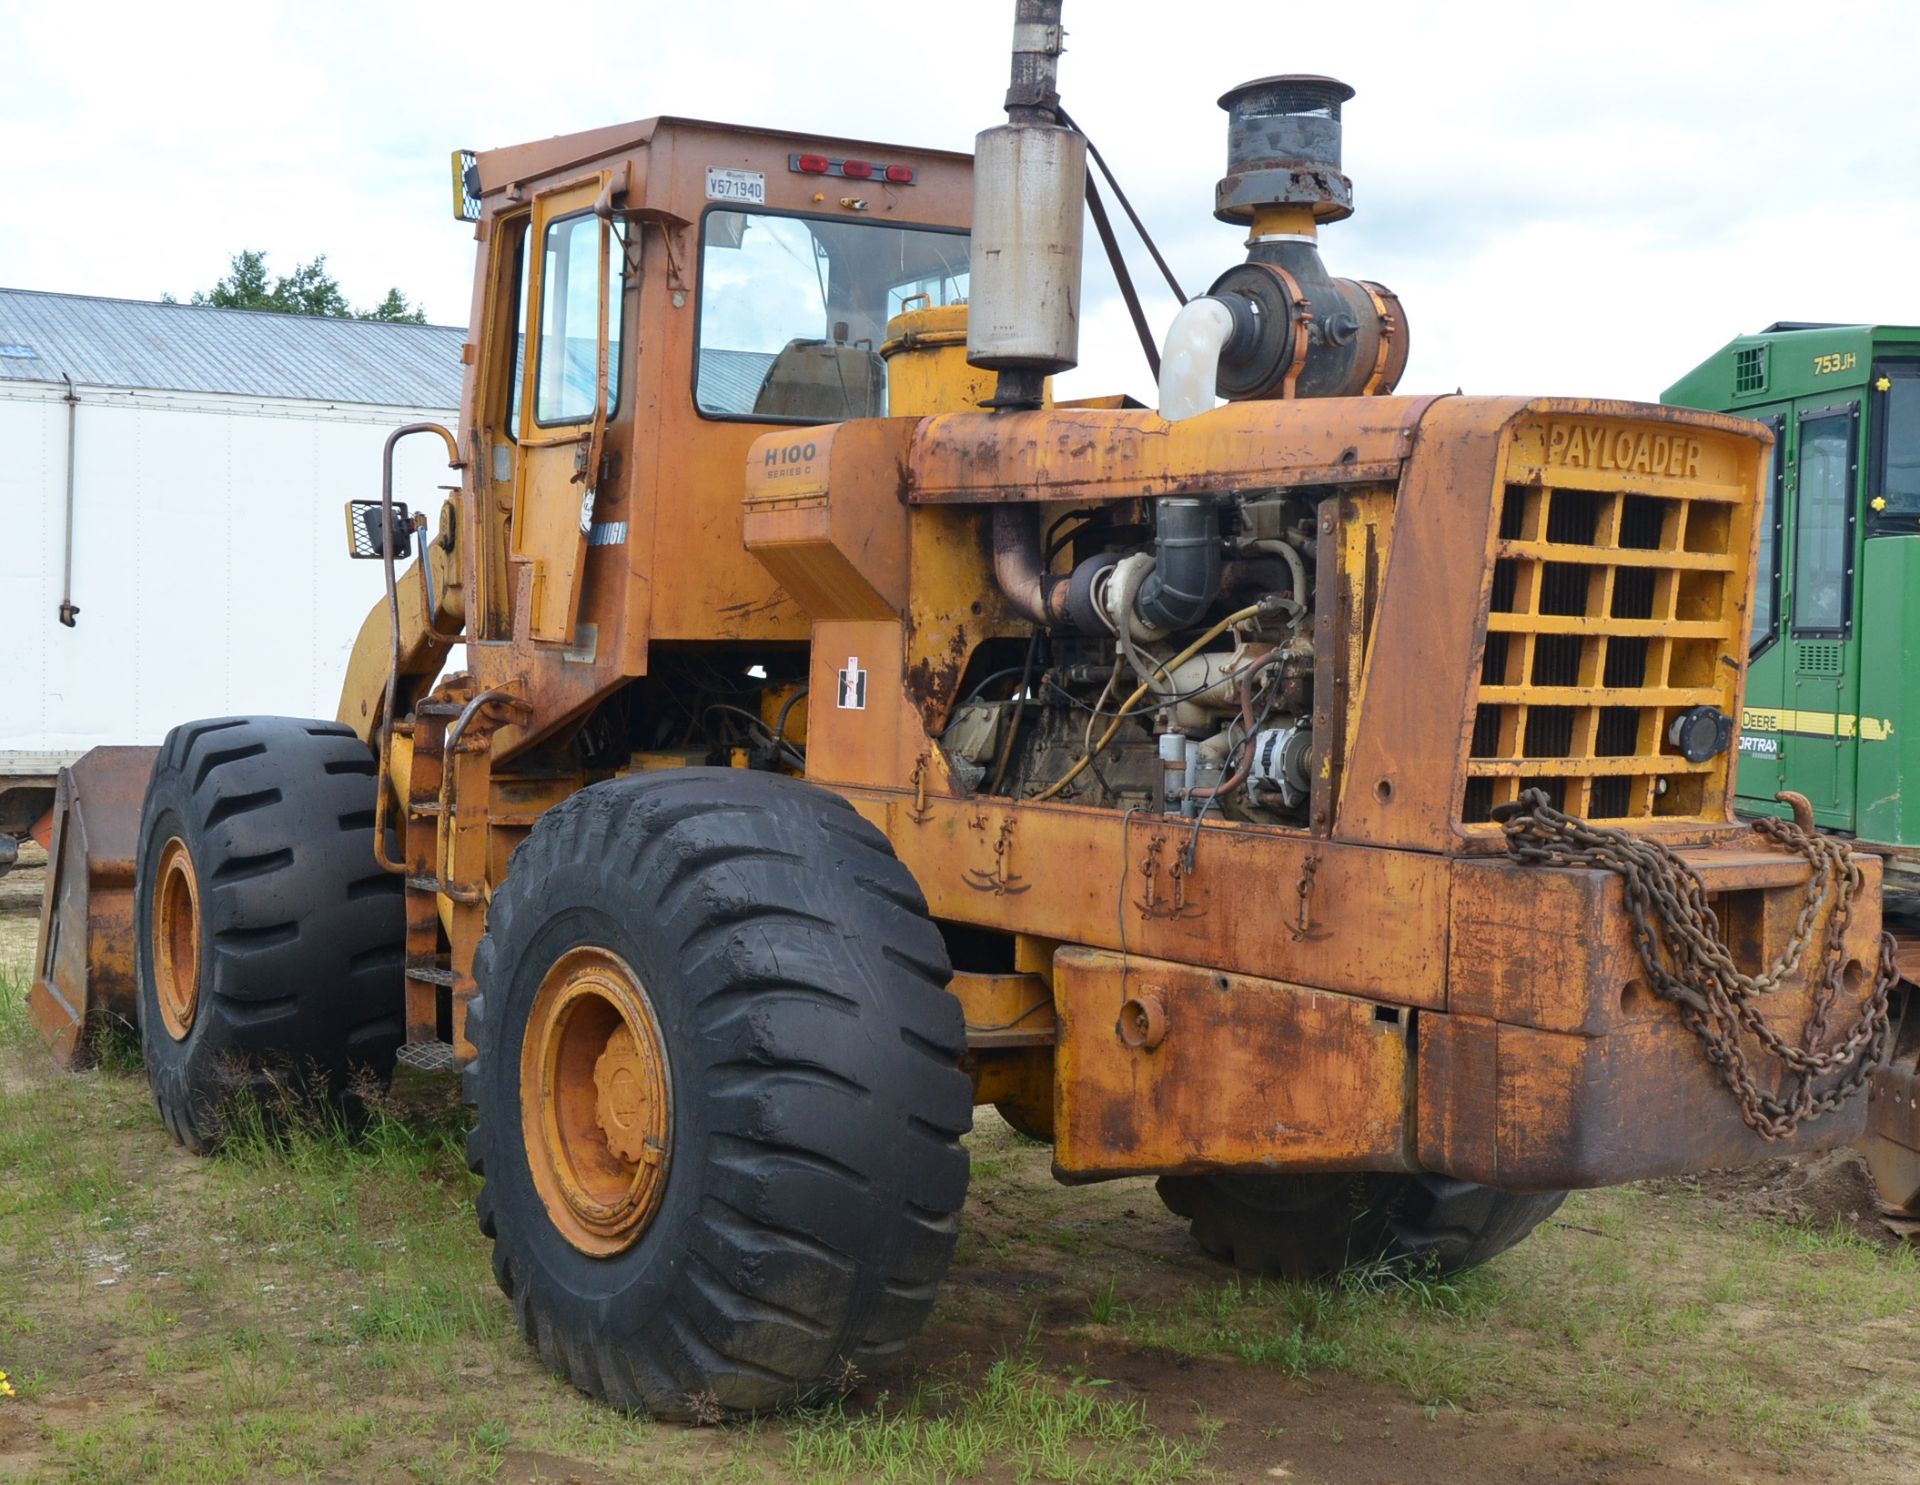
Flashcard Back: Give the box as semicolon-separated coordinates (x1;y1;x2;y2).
836;657;867;710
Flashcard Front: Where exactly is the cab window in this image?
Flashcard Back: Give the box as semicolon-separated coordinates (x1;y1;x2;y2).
1751;415;1783;655
506;229;529;439
534;213;622;426
1872;366;1920;530
1791;406;1856;636
694;210;969;422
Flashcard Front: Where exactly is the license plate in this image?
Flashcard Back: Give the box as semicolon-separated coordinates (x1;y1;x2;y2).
706;167;765;205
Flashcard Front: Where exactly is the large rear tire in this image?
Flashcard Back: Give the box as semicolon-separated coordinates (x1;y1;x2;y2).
1156;1171;1566;1280
465;769;971;1418
134;716;406;1151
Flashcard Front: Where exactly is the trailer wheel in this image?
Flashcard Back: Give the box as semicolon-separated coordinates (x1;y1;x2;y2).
465;769;971;1418
1156;1171;1566;1280
134;716;405;1152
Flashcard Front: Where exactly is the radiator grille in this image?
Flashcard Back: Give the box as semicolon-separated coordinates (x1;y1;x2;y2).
1463;460;1748;827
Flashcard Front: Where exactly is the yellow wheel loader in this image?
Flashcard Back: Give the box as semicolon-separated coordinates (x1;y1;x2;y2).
29;1;1899;1418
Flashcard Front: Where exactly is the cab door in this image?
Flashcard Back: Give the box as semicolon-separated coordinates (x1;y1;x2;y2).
1734;413;1788;807
1778;399;1862;831
1855;358;1920;847
513;177;621;644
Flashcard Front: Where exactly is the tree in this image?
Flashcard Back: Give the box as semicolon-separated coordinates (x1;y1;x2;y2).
264;256;352;318
360;287;428;324
166;250;426;323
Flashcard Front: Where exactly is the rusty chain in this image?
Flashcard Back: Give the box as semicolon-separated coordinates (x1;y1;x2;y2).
1496;788;1898;1141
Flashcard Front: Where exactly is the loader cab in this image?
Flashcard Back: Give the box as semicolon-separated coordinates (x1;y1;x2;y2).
453;118;973;725
1664;324;1920;877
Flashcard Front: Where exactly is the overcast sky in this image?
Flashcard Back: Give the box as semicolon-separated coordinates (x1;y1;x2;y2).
8;0;1920;406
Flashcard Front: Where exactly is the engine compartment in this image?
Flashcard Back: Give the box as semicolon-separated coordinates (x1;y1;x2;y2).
941;492;1322;824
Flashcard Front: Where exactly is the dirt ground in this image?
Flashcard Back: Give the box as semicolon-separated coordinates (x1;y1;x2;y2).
2;871;1916;1484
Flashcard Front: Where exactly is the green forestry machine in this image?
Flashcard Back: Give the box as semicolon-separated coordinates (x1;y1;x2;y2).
1666;324;1920;1225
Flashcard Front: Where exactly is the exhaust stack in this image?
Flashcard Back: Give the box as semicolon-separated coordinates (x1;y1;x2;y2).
967;1;1086;409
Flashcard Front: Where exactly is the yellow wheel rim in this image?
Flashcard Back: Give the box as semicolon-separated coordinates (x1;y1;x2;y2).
520;946;673;1257
152;837;202;1042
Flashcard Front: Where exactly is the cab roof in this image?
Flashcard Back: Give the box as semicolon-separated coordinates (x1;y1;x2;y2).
472;115;971;203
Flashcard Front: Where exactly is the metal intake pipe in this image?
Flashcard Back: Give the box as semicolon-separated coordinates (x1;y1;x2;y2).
992;497;1223;637
1136;499;1222;632
991;504;1074;628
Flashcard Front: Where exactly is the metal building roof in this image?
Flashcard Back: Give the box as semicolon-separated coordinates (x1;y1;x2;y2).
697;348;778;413
0;288;464;409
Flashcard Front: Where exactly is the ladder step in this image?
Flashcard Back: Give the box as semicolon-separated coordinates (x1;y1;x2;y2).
406;960;456;986
395;1040;458;1073
413;700;467;718
405;875;443;893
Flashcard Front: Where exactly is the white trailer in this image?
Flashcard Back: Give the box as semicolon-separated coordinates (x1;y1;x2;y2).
0;288;464;858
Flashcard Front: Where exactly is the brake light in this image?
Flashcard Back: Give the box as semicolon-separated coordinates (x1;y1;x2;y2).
788;153;918;184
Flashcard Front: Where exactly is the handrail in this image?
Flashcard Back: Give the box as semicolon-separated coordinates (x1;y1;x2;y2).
372;423;463;875
433;688;529;903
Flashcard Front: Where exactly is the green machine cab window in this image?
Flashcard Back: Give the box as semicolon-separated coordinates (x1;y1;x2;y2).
1752;414;1785;657
1790;403;1858;638
1870;362;1920;532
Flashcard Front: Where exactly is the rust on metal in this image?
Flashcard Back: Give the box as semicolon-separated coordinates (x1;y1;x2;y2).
844;789;1454;1010
1867;1041;1920;1214
1052;947;1414;1177
1777;789;1818;832
29;746;157;1066
520;945;672;1257
905;396;1433;505
1431;845;1888;1184
1419;1006;1872;1191
1115;990;1168;1050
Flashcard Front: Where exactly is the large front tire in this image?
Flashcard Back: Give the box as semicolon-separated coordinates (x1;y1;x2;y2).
465;770;971;1418
1157;1171;1566;1280
134;716;406;1152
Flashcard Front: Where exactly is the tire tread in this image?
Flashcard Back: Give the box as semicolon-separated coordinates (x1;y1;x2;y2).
464;769;969;1417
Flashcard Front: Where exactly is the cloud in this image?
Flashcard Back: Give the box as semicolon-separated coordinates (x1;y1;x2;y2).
9;0;1920;407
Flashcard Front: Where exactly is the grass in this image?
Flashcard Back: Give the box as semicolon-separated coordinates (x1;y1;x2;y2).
0;957;1218;1484
1120;1266;1484;1406
5;940;1920;1482
783;1352;1215;1484
1093;1184;1920;1460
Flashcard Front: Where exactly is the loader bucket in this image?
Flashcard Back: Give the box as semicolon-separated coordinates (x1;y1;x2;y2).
28;746;158;1066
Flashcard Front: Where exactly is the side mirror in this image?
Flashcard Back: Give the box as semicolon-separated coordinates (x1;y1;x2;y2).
344;499;414;560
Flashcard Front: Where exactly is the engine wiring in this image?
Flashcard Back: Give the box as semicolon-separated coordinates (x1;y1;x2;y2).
1182;663;1286;869
1029;601;1270;803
